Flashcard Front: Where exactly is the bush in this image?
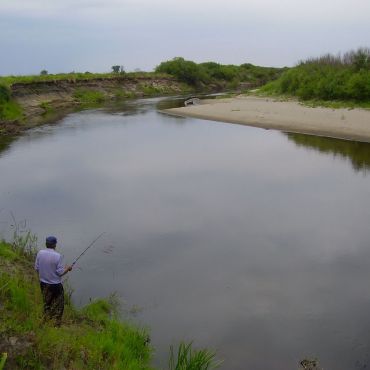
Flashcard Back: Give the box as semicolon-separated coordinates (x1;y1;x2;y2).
155;57;209;85
156;57;284;87
261;47;370;102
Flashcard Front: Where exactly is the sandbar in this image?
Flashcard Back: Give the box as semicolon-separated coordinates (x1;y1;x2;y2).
163;96;370;142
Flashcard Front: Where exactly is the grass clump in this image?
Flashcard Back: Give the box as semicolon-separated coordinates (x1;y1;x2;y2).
39;101;55;116
0;83;24;122
115;89;136;99
73;89;106;105
260;47;370;104
169;342;222;370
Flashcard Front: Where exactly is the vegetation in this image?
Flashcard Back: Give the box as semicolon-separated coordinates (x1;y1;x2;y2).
0;84;23;122
0;225;221;370
73;89;106;105
111;65;125;74
0;239;152;369
0;71;171;88
260;48;370;103
155;57;285;87
169;342;221;370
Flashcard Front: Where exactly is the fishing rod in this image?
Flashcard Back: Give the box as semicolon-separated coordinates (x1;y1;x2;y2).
71;232;106;267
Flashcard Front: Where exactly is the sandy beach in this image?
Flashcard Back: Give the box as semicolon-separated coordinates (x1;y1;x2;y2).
164;96;370;142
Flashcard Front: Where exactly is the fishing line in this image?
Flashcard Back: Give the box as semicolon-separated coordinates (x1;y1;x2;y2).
71;232;106;267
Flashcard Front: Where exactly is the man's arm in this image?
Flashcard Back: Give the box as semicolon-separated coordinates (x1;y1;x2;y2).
60;265;73;277
56;255;72;277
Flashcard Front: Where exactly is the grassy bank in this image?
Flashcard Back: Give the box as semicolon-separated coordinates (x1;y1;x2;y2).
259;48;370;107
0;236;221;370
0;72;171;88
0;240;153;369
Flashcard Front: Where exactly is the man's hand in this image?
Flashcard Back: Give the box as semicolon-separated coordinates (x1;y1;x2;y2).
61;265;73;277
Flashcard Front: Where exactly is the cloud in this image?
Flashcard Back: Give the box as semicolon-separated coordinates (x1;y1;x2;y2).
0;0;369;74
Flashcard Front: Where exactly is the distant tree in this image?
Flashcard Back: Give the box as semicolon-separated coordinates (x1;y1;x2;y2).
40;70;48;75
112;65;120;73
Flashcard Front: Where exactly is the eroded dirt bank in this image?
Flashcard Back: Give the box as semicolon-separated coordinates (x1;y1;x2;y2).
1;76;191;135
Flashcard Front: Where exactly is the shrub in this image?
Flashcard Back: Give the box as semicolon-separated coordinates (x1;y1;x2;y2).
261;47;370;102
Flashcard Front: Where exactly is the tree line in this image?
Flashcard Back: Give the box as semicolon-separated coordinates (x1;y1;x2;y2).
155;57;285;87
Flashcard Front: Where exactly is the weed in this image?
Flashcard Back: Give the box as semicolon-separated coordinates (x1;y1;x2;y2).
39;101;54;116
0;353;7;370
73;89;106;105
0;100;24;121
169;342;222;370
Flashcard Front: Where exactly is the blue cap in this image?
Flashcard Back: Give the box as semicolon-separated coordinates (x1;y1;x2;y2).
46;236;57;245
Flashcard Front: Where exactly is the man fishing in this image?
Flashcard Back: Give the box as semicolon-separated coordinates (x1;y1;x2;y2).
34;236;72;326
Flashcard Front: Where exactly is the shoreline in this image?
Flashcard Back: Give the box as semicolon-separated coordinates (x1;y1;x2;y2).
0;77;195;136
163;96;370;143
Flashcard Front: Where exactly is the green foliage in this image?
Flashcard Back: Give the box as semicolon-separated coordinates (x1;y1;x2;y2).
40;70;48;76
0;100;24;121
0;84;11;103
115;89;136;99
169;342;222;370
73;89;106;104
112;65;121;73
0;83;24;122
39;101;54;116
156;57;209;85
0;241;153;370
0;71;167;88
261;47;370;102
0;353;7;370
10;215;38;258
155;57;284;87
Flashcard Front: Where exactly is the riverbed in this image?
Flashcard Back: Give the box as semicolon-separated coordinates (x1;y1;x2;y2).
1;97;370;369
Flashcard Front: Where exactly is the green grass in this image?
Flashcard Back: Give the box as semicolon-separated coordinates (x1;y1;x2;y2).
0;234;222;370
73;89;106;105
0;72;173;88
114;89;136;99
39;101;55;116
0;240;153;369
0;83;24;122
169;342;222;370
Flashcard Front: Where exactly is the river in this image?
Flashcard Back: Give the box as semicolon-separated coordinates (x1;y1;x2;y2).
1;97;370;369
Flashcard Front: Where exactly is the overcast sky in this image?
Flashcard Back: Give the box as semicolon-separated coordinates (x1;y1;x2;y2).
1;0;369;75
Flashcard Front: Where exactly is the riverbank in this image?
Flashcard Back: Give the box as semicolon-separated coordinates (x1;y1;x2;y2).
0;240;152;369
0;75;195;135
164;95;370;143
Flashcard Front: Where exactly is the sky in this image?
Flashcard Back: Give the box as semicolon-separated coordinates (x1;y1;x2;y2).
0;0;369;75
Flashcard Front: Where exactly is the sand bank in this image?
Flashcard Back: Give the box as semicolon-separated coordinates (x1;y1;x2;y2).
164;96;370;142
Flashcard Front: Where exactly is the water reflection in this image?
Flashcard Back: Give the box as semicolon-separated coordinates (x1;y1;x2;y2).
0;135;14;157
286;132;370;174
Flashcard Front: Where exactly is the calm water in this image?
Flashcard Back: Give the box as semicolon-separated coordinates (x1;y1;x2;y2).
1;97;370;369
